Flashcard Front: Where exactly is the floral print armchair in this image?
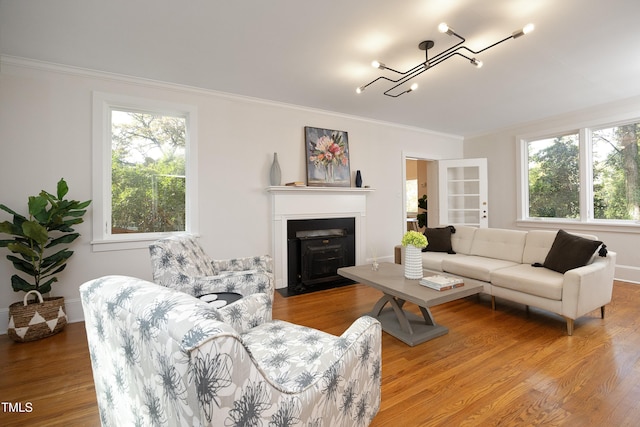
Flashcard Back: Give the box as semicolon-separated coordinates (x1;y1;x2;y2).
80;275;382;426
149;234;274;305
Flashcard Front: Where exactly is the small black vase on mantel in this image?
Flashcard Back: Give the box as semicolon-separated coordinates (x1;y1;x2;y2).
355;170;363;188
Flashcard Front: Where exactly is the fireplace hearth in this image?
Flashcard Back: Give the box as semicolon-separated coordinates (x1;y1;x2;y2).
287;217;356;295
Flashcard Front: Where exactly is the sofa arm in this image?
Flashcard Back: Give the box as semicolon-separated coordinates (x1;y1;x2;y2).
562;251;616;320
394;245;403;264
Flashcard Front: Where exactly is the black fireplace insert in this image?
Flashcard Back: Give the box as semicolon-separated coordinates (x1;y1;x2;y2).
287;217;356;295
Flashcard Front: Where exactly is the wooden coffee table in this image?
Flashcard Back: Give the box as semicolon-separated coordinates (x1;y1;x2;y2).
338;262;482;346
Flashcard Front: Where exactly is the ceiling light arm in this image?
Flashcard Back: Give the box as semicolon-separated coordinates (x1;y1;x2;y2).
357;67;426;94
383;68;428;97
457;34;515;56
381;35;466;97
383;49;481;96
427;31;466;64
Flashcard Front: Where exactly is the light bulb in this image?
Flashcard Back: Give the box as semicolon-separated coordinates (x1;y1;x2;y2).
438;22;454;35
371;60;385;69
513;23;535;39
471;58;483;68
356;86;364;94
409;83;418;91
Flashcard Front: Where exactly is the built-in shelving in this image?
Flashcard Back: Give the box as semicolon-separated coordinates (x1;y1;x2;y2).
438;158;488;228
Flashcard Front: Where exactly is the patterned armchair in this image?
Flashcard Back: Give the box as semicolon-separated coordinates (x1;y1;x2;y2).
80;276;382;426
149;234;274;305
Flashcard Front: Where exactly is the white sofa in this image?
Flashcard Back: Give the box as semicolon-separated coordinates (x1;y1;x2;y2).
399;226;616;335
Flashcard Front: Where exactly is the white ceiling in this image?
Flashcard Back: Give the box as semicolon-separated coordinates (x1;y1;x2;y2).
2;0;640;137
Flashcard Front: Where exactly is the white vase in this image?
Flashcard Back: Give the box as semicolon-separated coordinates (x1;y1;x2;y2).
404;244;423;279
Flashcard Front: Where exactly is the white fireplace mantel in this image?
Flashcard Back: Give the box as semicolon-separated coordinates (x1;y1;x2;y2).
268;186;374;289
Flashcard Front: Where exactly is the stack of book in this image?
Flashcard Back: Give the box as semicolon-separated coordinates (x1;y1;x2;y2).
419;275;464;291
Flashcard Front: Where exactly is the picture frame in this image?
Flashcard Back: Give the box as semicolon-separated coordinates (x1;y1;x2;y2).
304;126;351;187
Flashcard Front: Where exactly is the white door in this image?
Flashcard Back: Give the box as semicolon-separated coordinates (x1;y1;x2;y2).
438;158;488;228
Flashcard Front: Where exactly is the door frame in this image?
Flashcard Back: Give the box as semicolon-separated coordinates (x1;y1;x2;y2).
401;151;445;238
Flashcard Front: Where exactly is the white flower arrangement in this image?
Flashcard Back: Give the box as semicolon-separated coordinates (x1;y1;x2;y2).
401;230;428;249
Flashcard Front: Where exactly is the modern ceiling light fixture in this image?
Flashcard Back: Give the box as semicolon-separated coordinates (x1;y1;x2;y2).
356;22;534;98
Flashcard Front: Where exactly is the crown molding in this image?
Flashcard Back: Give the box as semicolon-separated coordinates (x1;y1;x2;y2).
1;54;462;141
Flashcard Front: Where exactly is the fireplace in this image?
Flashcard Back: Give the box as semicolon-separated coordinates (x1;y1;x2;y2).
287;218;356;295
268;186;373;291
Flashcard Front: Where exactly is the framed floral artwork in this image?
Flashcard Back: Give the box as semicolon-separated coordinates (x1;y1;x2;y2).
305;126;351;187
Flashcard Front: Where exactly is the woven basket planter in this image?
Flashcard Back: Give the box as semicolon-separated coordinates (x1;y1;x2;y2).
7;290;67;343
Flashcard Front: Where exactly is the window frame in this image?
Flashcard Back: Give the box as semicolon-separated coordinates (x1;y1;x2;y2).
517;116;640;232
91;92;199;251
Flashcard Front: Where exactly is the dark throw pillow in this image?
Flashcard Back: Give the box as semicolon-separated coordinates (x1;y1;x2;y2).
541;229;605;273
422;226;456;254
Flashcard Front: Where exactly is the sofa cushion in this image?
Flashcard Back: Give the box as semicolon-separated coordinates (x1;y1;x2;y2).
450;226;477;255
522;230;560;265
443;256;519;282
543;229;604;273
491;264;564;300
422;226;456;253
421;252;467;272
469;228;528;263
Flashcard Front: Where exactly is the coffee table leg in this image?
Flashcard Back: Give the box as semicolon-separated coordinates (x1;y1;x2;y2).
419;306;436;326
369;293;448;346
371;294;413;334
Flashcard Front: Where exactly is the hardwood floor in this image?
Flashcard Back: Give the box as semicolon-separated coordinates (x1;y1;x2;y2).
1;281;639;426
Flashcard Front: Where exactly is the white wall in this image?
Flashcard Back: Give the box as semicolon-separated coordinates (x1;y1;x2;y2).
465;96;640;284
0;57;463;333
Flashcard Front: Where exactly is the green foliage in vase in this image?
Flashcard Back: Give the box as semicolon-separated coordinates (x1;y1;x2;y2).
401;230;428;248
0;178;91;294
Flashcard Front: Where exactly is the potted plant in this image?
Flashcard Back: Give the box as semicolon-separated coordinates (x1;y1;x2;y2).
401;230;428;279
0;178;91;342
417;194;428;228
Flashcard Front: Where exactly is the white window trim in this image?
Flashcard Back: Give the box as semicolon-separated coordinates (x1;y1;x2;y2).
91;92;199;251
516;115;640;234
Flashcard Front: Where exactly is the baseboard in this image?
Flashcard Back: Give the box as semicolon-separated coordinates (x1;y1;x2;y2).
0;298;84;336
615;264;640;284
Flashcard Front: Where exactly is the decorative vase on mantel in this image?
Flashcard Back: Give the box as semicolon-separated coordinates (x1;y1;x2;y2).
355;170;363;188
270;152;281;186
404;245;423;279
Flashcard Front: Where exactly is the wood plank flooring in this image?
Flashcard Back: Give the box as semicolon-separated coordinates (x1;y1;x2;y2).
1;281;639;426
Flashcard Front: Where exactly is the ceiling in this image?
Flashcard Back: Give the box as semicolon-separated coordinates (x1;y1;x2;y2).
2;0;640;137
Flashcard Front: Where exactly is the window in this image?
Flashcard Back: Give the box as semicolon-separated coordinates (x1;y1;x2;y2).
92;93;198;250
527;133;580;219
520;119;640;225
406;179;418;214
592;124;640;221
